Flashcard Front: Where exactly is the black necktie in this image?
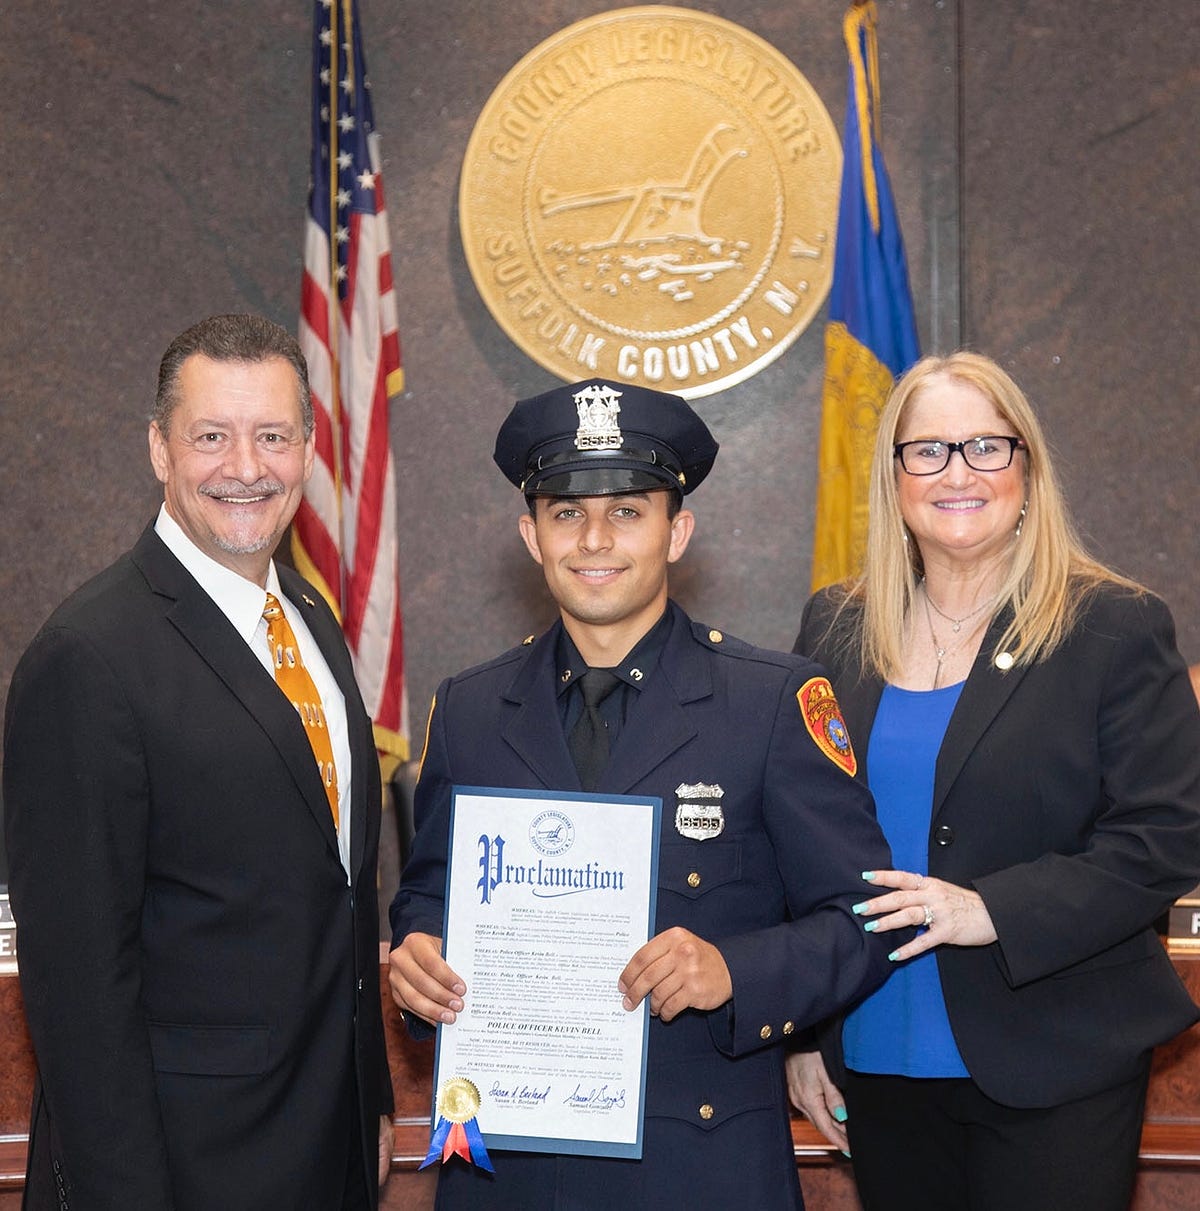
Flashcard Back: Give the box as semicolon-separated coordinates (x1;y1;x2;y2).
568;668;621;791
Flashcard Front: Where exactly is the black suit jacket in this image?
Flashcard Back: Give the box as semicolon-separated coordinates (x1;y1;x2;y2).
4;526;392;1211
796;582;1200;1107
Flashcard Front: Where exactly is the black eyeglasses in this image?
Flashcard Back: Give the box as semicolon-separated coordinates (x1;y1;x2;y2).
893;435;1026;476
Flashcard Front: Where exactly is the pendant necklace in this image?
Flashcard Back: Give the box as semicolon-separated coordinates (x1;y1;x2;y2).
922;591;989;690
922;592;950;689
922;579;996;634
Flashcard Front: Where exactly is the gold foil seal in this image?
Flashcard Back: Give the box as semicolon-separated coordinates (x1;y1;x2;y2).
459;6;841;398
437;1077;482;1124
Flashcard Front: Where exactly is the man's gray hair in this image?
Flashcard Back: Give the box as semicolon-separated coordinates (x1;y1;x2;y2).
153;314;314;436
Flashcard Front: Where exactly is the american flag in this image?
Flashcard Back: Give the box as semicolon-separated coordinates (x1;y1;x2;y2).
294;0;409;771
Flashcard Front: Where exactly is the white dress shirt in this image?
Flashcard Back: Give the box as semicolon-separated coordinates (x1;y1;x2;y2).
154;505;352;876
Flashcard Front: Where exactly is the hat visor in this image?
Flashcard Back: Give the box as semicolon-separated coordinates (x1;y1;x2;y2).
525;464;679;497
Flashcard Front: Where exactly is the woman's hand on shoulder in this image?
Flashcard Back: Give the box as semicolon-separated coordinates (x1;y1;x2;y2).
855;869;998;961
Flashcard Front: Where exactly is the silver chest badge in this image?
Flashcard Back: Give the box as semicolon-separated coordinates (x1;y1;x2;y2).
674;782;725;840
574;383;623;450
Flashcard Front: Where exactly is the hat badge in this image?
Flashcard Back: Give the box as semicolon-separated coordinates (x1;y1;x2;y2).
573;384;623;451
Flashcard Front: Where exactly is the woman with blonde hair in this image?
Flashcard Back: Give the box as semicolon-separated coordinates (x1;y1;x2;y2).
789;351;1200;1211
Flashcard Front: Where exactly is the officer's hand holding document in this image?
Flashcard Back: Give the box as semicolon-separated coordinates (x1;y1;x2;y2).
432;786;660;1160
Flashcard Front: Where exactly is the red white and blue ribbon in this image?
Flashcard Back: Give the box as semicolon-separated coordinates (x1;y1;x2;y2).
421;1077;494;1173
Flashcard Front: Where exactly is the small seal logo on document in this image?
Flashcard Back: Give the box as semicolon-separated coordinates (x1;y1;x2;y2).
530;809;576;855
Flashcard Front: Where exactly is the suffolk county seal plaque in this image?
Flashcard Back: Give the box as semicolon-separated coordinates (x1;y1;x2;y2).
459;6;841;398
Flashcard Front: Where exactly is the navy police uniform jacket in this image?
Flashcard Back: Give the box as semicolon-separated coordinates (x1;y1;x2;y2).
391;600;895;1210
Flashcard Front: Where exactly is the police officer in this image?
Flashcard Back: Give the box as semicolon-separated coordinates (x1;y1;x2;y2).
389;379;897;1210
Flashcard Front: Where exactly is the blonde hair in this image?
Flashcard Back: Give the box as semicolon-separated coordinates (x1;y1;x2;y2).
837;352;1140;681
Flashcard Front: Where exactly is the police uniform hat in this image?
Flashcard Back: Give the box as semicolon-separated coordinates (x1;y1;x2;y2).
493;380;719;497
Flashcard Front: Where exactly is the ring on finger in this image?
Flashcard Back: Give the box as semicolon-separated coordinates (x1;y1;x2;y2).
922;904;934;929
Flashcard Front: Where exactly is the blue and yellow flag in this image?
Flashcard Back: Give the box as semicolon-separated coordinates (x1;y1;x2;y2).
811;0;920;591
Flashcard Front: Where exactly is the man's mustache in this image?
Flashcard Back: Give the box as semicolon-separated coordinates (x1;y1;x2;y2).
199;480;286;499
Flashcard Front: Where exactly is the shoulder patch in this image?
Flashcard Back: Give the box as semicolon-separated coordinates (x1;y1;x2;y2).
796;677;857;776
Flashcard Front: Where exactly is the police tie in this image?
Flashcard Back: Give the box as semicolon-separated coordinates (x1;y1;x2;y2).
568;668;621;792
263;592;339;827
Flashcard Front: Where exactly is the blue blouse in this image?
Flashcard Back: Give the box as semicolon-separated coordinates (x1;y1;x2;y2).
842;681;971;1078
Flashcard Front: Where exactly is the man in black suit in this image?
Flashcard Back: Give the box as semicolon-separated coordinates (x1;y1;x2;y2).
3;314;392;1210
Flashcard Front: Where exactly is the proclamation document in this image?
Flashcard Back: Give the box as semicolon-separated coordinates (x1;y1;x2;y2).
433;785;661;1159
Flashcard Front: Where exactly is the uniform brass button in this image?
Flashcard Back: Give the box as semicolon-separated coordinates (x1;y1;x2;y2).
783;1021;795;1035
687;872;701;888
699;1103;714;1121
708;629;723;643
760;1024;772;1040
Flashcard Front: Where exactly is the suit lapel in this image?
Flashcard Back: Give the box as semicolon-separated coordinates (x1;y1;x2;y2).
497;605;707;795
132;528;342;861
932;608;1031;820
607;604;703;793
500;626;582;790
814;596;1031;822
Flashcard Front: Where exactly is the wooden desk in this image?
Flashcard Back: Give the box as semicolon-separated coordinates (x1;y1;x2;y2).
3;949;1199;1210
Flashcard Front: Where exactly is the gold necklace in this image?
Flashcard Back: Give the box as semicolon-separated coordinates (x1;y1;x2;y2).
922;592;989;689
922;579;995;634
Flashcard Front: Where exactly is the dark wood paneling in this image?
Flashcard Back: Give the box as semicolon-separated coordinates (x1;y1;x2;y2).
3;952;1198;1208
0;977;33;1134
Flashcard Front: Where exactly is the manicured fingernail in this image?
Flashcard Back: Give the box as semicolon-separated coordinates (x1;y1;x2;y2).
861;871;877;882
887;950;901;962
832;1106;848;1124
852;901;868;914
864;920;878;932
841;1149;852;1158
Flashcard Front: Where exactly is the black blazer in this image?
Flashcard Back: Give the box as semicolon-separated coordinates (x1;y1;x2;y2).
795;582;1200;1108
4;526;392;1211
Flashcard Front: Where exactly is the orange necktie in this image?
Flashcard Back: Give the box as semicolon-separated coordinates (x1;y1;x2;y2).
263;592;339;827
